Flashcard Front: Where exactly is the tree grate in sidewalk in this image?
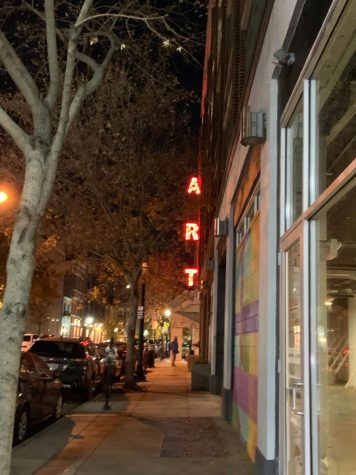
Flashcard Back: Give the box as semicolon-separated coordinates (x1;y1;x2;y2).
160;417;228;458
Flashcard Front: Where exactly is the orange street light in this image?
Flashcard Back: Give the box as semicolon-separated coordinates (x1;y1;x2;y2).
0;191;8;203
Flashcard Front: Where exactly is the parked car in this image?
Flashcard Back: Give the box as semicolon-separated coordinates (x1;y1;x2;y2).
14;352;63;444
29;337;104;400
21;333;39;352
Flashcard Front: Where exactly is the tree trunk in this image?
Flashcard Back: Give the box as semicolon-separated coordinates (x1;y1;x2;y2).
36;311;45;336
0;147;56;474
124;282;139;389
37;318;42;336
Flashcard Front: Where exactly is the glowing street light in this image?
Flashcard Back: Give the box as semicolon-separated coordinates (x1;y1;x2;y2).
0;191;8;203
164;309;171;318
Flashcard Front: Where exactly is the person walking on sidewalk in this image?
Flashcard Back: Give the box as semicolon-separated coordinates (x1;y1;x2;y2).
170;336;179;366
104;337;118;387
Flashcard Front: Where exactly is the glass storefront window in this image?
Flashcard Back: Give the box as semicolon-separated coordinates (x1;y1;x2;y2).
311;11;356;196
285;101;304;228
280;3;356;474
312;181;356;474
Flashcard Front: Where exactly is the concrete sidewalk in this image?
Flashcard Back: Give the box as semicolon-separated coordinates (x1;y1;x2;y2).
11;359;254;475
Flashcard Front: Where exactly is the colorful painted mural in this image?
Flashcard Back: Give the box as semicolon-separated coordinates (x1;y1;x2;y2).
232;213;259;461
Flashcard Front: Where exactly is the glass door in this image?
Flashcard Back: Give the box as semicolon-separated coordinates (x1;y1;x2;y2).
281;225;311;475
311;181;356;475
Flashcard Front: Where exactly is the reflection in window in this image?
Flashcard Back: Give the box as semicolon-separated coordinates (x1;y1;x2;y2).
313;44;356;193
286;101;303;227
313;182;356;474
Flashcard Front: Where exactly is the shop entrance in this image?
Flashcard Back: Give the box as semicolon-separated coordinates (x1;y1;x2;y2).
281;180;356;475
281;183;356;475
281;225;310;475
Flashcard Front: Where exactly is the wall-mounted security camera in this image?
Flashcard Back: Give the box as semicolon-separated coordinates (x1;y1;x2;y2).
273;48;295;66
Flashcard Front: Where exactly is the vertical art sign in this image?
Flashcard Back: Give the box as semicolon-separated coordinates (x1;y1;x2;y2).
183;177;201;287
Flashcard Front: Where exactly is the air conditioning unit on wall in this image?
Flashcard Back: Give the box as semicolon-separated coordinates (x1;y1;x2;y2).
214;217;228;238
241;107;266;146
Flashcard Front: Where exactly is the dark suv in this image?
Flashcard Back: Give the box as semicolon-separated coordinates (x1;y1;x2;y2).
29;337;103;400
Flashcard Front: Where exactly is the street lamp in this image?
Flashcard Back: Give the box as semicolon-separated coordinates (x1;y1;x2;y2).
0;191;8;203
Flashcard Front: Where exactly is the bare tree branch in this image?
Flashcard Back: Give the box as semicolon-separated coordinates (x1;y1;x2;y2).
75;12;166;28
44;0;60;109
39;2;97;211
75;0;95;25
51;0;95;156
75;51;100;72
23;0;66;43
0;106;29;154
0;32;43;119
65;39;115;134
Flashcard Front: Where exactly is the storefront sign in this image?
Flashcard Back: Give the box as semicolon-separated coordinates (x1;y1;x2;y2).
185;222;199;241
187;176;201;195
183;176;201;287
184;268;198;287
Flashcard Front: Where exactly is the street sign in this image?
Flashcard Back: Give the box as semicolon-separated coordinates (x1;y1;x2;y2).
137;306;144;319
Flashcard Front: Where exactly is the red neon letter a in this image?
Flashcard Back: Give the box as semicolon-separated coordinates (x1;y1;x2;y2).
187;177;201;195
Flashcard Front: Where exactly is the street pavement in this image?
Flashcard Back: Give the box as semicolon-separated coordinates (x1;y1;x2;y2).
11;359;254;475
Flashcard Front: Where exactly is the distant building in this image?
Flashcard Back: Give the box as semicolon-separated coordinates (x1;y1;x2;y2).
25;273;64;336
60;269;87;338
60;270;105;342
105;303;129;342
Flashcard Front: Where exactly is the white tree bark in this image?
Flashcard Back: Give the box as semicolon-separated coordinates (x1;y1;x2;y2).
0;145;58;472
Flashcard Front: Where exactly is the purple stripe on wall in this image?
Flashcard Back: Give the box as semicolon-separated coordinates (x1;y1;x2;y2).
236;300;259;322
235;300;259;335
233;367;258;423
235;316;258;334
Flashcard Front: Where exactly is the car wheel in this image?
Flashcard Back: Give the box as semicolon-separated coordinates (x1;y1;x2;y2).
53;394;63;420
14;407;29;444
